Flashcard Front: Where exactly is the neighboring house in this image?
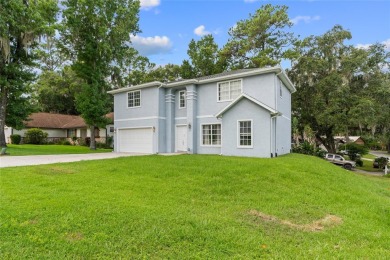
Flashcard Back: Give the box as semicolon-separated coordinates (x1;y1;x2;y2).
11;112;110;144
335;136;365;147
4;126;12;144
109;66;296;158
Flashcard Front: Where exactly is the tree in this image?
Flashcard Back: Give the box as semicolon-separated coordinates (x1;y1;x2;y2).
33;67;82;114
220;4;295;69
289;25;390;153
60;0;141;149
0;0;58;147
187;35;223;77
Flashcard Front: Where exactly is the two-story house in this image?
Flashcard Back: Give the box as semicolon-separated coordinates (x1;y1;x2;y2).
108;66;296;158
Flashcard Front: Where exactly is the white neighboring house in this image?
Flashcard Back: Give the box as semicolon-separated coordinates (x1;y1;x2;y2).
108;66;296;158
4;126;12;144
8;112;113;144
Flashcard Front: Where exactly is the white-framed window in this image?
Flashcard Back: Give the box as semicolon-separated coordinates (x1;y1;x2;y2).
179;90;186;108
202;124;221;146
127;90;141;108
218;79;242;101
238;120;252;148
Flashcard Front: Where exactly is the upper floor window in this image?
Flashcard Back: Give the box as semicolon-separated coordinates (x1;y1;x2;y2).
218;79;242;101
128;90;141;108
179;90;186;108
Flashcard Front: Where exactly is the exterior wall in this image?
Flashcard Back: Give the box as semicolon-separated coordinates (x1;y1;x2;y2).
13;128;67;138
114;86;160;120
113;86;162;153
221;99;271;158
275;79;292;156
242;73;276;108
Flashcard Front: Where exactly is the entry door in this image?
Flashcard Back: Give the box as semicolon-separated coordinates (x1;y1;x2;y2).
176;125;188;152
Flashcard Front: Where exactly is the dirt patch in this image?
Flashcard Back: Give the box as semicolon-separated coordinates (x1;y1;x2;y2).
64;232;84;242
37;166;77;175
248;210;342;232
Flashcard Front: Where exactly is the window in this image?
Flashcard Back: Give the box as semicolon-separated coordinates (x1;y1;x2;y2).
179;90;186;108
202;124;221;146
218;79;242;101
67;129;76;138
128;90;141;108
110;126;114;133
238;120;252;147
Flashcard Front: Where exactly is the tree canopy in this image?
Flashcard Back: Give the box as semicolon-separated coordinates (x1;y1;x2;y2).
0;0;58;146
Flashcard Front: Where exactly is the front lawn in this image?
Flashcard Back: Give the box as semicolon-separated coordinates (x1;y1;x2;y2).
1;154;389;258
4;144;112;156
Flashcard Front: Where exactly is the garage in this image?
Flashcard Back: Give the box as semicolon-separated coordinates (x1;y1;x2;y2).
117;128;153;153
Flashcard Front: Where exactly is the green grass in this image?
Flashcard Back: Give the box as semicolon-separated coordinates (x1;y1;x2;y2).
4;144;112;156
363;153;377;160
1;154;390;258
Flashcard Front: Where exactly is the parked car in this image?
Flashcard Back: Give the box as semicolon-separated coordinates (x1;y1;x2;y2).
373;157;389;169
325;153;356;170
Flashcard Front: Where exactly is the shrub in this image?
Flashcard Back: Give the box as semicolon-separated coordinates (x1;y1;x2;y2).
355;158;364;167
63;140;71;145
10;134;21;144
85;137;91;147
345;143;368;161
24;128;48;144
292;141;326;158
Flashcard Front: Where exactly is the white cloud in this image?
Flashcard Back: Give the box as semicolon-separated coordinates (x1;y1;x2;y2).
382;38;390;50
194;25;211;36
291;15;320;25
140;0;160;10
355;39;390;51
130;35;172;56
243;0;260;3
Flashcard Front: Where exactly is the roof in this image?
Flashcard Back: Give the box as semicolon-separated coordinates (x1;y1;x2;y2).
215;93;281;118
24;112;114;129
108;66;296;95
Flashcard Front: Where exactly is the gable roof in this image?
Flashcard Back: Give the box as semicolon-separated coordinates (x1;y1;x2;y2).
108;66;296;95
215;94;281;118
24;112;114;129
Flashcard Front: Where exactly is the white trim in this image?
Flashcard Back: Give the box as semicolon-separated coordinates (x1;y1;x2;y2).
196;115;215;119
216;93;279;118
237;119;253;149
200;123;222;147
115;116;166;122
108;81;162;94
175;117;187;120
178;90;186;109
281;115;291;121
127;90;141;108
217;79;243;102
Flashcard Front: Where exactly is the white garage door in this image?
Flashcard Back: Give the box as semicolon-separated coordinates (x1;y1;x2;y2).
118;128;153;153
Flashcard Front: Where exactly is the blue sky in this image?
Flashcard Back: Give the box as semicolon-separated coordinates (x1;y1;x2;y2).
134;0;390;67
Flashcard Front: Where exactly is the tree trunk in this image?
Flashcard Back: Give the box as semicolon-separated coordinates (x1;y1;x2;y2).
0;86;8;147
90;125;96;150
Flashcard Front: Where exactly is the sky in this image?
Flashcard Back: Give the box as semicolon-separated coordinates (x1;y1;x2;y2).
134;0;390;68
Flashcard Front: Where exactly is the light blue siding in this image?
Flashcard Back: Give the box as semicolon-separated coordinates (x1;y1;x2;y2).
110;67;294;157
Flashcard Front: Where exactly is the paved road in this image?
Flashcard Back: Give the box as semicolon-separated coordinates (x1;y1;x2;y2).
0;153;144;168
370;150;390;158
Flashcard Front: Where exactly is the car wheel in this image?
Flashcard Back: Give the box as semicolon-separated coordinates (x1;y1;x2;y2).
344;164;352;170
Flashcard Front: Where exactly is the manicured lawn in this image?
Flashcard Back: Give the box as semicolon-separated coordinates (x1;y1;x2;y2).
363;153;377;160
1;154;390;258
4;144;112;156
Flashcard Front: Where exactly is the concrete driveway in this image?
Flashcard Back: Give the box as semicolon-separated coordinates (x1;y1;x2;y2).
0;152;145;168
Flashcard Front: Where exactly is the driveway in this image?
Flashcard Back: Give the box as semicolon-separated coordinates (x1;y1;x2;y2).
0;152;145;168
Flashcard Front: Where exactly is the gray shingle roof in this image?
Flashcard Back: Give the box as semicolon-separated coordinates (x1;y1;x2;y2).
195;69;258;81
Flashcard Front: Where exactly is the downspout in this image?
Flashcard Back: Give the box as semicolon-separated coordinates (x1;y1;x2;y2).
274;70;283;157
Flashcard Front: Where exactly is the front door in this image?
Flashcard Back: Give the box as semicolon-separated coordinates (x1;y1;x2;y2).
176;125;187;152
